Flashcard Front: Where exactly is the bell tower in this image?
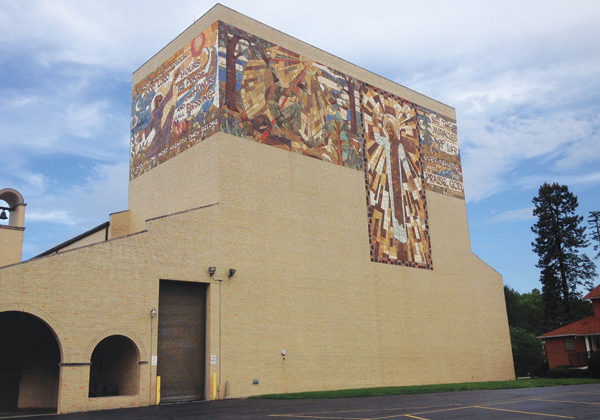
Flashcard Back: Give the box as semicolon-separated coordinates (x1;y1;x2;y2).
0;188;26;266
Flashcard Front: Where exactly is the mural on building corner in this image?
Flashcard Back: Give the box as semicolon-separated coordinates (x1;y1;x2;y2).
217;22;363;170
129;22;219;180
361;86;432;268
417;108;464;199
127;20;472;269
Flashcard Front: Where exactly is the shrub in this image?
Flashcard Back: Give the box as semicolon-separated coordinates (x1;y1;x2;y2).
547;366;588;378
510;327;546;377
531;360;549;378
588;350;600;378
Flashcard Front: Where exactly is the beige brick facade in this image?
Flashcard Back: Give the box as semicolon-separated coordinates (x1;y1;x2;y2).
0;5;513;414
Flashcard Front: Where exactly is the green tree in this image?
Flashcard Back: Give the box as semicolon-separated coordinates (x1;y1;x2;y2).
504;286;546;335
518;289;545;335
504;286;520;327
589;210;600;260
509;326;546;377
531;183;597;326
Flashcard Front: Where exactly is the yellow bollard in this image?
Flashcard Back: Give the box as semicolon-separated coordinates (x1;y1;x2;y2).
156;376;161;405
212;373;217;400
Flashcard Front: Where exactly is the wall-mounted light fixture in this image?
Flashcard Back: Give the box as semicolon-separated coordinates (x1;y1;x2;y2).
228;268;236;278
208;266;216;276
150;307;157;317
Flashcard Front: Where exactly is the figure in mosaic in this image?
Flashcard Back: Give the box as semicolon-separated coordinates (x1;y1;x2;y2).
361;86;431;267
130;23;219;179
374;116;410;243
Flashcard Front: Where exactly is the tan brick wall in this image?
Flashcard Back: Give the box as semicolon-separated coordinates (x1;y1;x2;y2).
0;225;24;267
108;210;131;239
60;228;107;252
0;133;513;410
0;231;157;412
204;134;513;396
127;135;220;233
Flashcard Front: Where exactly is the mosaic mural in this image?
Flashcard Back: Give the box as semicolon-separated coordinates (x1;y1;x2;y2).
130;22;219;179
417;108;464;198
128;20;471;269
361;86;432;268
217;22;363;170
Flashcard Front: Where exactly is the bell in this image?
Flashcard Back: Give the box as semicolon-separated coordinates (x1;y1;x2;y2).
0;210;7;220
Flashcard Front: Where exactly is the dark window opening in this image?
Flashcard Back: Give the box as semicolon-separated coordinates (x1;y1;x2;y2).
564;337;576;351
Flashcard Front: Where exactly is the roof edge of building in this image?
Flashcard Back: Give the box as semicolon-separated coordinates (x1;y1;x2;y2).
132;4;454;118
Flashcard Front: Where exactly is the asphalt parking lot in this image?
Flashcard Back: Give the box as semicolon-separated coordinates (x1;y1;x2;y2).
6;383;600;419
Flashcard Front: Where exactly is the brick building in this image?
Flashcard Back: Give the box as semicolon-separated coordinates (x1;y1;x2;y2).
540;285;600;369
0;4;514;415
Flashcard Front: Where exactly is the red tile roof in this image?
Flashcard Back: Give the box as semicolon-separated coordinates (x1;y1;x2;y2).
584;285;600;300
540;315;600;338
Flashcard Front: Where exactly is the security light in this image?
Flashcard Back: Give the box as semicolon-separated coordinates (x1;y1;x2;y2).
208;267;216;276
228;268;236;278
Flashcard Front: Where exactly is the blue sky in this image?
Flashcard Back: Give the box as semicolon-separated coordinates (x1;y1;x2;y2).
1;0;599;293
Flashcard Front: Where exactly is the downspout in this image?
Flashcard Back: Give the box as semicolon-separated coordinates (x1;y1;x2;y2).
585;335;591;356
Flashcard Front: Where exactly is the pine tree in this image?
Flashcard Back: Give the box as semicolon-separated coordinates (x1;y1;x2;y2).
531;183;597;323
589;210;600;260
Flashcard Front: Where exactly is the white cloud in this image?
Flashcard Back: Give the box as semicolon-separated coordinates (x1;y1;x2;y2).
489;207;535;223
27;210;77;225
460;113;596;201
38;162;129;226
0;76;127;162
413;50;600;202
516;171;600;191
554;115;600;170
66;100;111;139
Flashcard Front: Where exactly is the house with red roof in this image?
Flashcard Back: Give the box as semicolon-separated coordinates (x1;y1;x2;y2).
539;285;600;368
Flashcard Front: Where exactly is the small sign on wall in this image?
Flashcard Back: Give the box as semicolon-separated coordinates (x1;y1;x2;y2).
211;354;217;365
151;355;157;366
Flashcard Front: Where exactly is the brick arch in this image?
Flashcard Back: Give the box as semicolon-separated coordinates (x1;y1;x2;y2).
85;328;147;363
87;333;144;398
0;302;69;361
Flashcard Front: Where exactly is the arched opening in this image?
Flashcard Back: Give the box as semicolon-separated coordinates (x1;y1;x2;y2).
0;199;9;226
0;311;61;414
0;188;25;228
89;335;139;397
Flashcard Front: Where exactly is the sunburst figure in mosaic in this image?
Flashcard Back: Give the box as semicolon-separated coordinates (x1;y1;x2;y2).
363;90;430;265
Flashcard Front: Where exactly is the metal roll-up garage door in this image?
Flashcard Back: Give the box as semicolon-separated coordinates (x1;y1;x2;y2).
157;280;207;402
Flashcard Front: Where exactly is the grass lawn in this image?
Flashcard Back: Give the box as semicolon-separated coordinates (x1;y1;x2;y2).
250;378;600;399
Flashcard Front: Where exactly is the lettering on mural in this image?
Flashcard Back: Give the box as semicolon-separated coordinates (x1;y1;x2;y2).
185;90;214;114
421;154;460;171
425;114;458;155
138;54;189;96
174;53;215;119
176;58;205;85
200;119;218;137
424;171;463;192
417;107;464;199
